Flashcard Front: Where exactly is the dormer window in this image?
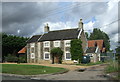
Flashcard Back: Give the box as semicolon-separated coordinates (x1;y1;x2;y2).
44;41;50;47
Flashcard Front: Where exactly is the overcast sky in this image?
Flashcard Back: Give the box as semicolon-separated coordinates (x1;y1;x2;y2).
2;0;119;50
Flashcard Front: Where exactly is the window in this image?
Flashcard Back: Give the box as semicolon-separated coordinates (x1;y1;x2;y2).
31;53;35;59
44;52;50;60
31;43;35;47
31;47;34;53
54;41;60;47
44;41;50;47
65;53;71;60
65;40;71;47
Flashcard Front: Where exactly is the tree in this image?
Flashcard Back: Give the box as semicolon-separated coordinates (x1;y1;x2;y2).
50;48;63;64
70;39;83;63
2;33;29;62
89;28;110;51
85;32;89;40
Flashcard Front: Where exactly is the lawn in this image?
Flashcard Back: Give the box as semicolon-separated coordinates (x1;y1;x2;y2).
1;64;67;75
76;61;104;66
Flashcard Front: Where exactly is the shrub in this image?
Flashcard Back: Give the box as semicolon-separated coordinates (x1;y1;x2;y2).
5;54;18;62
18;55;27;63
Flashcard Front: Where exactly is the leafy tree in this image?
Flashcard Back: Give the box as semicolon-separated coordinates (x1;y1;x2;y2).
70;39;83;63
85;32;89;40
2;33;29;62
89;28;110;51
50;48;63;64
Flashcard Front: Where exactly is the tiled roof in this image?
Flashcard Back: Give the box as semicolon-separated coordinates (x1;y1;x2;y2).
27;35;41;43
86;47;97;53
88;40;104;51
27;28;81;43
39;28;80;41
18;47;26;54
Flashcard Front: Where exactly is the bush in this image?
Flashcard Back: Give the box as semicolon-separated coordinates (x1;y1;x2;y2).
18;55;27;63
105;61;118;73
5;54;18;62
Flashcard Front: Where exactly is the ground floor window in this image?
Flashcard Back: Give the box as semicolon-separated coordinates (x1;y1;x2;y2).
44;52;50;60
31;53;35;59
65;52;71;60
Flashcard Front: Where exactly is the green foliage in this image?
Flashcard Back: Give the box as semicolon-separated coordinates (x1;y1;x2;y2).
5;54;18;62
76;61;104;66
70;39;83;63
105;61;118;73
50;48;63;56
2;33;29;62
89;28;110;51
50;48;63;64
85;32;89;39
2;64;67;75
18;55;27;63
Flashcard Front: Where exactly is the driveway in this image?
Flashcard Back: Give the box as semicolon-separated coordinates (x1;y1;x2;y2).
31;65;109;80
2;63;109;80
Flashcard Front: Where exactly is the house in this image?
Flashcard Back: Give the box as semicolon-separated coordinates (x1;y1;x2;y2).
26;19;87;64
85;40;106;62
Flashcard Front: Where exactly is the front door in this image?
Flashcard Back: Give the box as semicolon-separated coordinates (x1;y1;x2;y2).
54;55;59;63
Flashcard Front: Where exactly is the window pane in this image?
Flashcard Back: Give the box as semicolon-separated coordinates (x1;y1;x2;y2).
66;53;71;59
45;53;49;59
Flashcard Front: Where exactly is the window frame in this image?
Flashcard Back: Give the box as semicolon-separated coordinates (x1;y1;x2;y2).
31;53;35;59
43;41;50;47
64;40;71;47
54;41;60;47
44;52;50;60
65;52;71;60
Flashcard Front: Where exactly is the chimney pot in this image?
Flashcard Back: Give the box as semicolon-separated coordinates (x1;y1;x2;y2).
44;23;49;33
78;18;83;29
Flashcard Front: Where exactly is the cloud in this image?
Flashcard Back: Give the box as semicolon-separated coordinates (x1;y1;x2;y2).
2;1;118;49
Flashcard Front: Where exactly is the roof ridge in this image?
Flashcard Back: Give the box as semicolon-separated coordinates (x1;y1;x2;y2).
48;28;78;32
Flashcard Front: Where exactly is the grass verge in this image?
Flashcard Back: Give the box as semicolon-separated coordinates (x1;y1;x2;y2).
1;64;68;75
76;61;104;66
104;61;119;80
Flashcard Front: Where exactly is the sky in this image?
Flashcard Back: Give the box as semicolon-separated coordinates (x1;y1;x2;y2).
1;0;119;50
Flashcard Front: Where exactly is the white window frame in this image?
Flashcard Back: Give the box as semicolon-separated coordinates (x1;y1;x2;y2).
64;40;71;47
30;43;35;47
44;52;50;60
54;41;60;47
43;41;50;47
65;52;71;60
31;53;35;59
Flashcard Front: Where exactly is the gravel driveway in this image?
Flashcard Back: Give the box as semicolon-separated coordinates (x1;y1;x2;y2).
31;65;109;80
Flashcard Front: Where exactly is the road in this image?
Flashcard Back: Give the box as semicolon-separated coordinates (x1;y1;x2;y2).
31;65;109;80
2;65;109;80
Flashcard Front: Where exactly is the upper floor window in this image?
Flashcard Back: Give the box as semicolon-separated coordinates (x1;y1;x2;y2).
65;40;71;47
30;43;35;47
54;41;60;47
31;47;34;53
44;41;50;47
